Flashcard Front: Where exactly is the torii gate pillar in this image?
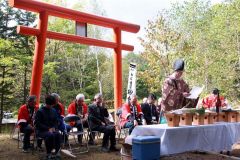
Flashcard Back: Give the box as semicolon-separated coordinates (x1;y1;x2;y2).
30;11;48;102
114;28;122;109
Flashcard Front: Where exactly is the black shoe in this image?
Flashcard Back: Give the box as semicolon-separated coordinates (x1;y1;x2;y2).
88;141;95;145
24;144;33;150
78;141;83;146
227;151;231;156
22;148;29;153
45;154;52;160
37;146;44;152
55;155;61;160
51;153;61;160
101;147;109;152
27;144;34;149
109;146;120;152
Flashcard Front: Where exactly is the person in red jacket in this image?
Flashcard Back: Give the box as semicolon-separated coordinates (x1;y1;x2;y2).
67;93;89;143
18;95;39;152
121;94;146;134
201;88;227;111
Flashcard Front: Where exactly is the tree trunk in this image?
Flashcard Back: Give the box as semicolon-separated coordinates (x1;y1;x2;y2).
77;55;83;89
23;64;27;104
0;66;6;133
204;52;208;91
65;55;76;90
95;52;102;94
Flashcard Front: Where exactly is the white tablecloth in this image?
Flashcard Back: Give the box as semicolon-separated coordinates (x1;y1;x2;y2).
125;122;240;155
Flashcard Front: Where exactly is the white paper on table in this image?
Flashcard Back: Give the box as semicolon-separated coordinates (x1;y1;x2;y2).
186;86;204;99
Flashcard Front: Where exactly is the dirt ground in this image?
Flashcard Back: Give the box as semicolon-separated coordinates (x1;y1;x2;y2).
1;134;240;160
0;134;121;160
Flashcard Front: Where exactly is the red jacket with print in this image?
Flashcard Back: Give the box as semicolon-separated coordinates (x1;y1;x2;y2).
120;103;142;127
18;104;39;126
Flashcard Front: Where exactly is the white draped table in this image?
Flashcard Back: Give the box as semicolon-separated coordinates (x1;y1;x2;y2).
125;122;240;156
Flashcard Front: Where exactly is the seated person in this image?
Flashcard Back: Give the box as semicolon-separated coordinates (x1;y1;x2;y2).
88;93;119;152
157;97;162;113
141;94;159;125
18;95;39;152
201;88;227;111
34;95;61;160
51;93;71;143
101;100;115;126
67;93;91;144
121;94;146;134
142;97;148;104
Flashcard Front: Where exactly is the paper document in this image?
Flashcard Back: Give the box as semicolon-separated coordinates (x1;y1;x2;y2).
186;86;204;99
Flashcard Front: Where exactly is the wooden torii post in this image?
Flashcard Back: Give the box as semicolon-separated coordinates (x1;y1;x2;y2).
9;0;140;111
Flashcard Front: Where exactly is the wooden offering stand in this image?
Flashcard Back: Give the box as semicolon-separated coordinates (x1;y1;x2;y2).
208;112;218;124
217;112;227;122
203;113;210;125
237;112;240;122
192;113;204;125
179;113;193;126
165;113;180;127
225;111;238;122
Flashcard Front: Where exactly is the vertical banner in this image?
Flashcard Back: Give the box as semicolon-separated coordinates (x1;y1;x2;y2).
126;63;137;102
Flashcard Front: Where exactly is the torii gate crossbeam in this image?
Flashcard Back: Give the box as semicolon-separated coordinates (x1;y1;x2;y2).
9;0;140;111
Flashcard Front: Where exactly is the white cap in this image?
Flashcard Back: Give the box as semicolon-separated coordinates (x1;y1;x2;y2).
76;94;85;101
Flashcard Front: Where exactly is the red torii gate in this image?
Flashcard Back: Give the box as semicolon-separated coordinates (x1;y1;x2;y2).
9;0;140;110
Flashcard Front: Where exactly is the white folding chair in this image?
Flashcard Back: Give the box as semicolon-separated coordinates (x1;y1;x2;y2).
64;116;89;154
116;114;129;142
86;118;101;145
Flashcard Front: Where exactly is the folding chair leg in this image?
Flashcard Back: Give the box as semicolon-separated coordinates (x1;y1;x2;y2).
88;131;96;145
66;132;89;154
10;124;16;139
17;131;20;148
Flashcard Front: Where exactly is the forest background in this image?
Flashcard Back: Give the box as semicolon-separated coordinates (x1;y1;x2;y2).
0;0;239;123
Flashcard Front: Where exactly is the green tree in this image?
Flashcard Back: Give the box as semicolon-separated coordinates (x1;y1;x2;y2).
140;0;240;104
0;0;36;105
0;39;16;133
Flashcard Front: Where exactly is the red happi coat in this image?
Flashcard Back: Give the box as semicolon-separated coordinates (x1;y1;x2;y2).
67;101;88;115
67;101;88;126
58;102;65;116
202;94;226;109
120;103;143;127
18;104;39;126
